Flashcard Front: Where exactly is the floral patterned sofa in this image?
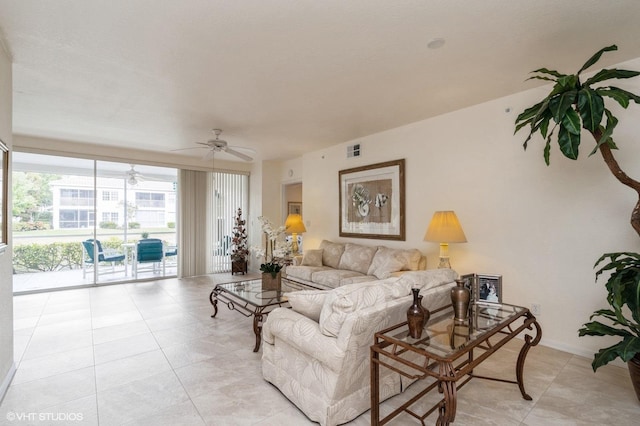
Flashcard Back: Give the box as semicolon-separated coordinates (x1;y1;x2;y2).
285;240;427;289
262;268;457;426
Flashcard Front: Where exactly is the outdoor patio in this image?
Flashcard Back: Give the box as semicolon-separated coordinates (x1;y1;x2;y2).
12;264;178;294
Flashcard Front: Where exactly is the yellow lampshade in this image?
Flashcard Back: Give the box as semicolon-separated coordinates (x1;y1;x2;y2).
424;211;467;269
424;211;467;243
285;214;306;234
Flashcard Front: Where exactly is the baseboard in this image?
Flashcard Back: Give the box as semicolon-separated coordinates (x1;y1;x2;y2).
0;362;16;404
533;337;627;369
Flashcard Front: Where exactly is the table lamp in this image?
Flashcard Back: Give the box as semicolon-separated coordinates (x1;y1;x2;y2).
285;213;306;254
424;210;467;269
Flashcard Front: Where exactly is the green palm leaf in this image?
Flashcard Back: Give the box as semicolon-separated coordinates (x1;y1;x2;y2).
577;45;617;74
578;89;604;132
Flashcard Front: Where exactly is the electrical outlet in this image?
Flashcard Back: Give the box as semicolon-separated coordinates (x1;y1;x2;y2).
531;303;541;316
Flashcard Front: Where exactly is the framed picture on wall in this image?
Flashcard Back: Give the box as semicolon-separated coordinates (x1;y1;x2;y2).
288;202;302;216
338;159;405;240
0;139;7;252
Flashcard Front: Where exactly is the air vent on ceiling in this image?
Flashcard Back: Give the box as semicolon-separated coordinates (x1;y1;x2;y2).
347;144;361;158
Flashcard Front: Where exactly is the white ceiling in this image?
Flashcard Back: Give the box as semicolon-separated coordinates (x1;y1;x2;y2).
2;1;640;162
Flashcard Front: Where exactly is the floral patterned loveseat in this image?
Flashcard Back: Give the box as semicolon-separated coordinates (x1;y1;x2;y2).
262;269;457;426
285;240;427;290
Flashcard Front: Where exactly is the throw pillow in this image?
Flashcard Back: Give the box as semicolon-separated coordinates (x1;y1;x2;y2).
319;240;345;269
372;254;406;279
286;289;328;322
319;282;386;337
338;243;378;274
301;249;323;267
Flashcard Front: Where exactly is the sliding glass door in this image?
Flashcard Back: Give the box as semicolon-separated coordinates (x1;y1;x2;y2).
12;152;177;293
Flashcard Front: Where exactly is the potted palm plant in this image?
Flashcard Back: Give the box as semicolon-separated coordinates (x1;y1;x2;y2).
230;208;248;274
578;252;640;400
515;45;640;400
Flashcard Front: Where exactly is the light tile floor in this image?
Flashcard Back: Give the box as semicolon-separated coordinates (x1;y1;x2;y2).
1;273;638;425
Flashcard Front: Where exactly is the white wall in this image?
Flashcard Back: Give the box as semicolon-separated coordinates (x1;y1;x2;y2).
0;39;14;399
301;57;640;358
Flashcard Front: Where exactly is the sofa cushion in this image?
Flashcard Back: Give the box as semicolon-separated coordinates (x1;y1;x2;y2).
341;275;379;285
320;240;345;269
311;269;364;289
301;249;323;267
367;250;407;279
338;243;378;274
319;282;387;337
392;269;458;298
286;289;328;322
367;247;423;278
286;265;332;282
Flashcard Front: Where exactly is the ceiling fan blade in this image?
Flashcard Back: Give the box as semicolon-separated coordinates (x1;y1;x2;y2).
224;147;253;162
170;146;207;152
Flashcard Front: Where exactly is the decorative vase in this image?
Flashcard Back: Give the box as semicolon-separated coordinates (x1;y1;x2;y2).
628;353;640;402
262;271;282;291
451;278;471;321
407;288;429;339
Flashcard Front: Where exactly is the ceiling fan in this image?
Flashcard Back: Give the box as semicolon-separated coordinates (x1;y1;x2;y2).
174;129;254;162
126;164;144;185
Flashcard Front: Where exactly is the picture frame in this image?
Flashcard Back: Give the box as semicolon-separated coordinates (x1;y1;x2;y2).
339;159;405;240
476;274;502;303
460;273;476;300
288;202;302;216
0;139;7;252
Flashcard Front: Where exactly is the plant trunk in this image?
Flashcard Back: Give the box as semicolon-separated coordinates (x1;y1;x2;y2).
593;129;640;239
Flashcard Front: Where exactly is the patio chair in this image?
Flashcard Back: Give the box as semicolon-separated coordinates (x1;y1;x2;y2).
81;239;126;279
133;238;165;279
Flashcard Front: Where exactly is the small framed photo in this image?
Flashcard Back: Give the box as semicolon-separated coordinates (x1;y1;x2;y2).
460;273;476;300
288;202;302;216
476;274;502;303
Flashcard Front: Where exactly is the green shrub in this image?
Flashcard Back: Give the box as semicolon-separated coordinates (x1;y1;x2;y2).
13;242;84;272
128;222;140;229
12;221;50;232
167;222;175;229
13;238;125;273
99;221;118;229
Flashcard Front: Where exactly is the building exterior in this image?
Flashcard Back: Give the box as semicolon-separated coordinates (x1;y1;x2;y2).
50;176;176;230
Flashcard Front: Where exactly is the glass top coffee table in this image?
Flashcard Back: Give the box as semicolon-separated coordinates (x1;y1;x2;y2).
370;302;542;425
209;277;318;352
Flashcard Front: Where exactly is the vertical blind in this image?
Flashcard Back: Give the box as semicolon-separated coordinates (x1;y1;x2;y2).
210;171;249;273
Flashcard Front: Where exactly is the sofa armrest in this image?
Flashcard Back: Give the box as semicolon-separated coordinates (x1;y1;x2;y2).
263;308;345;372
292;255;303;266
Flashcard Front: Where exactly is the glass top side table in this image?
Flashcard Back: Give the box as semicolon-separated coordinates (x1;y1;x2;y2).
370;302;542;425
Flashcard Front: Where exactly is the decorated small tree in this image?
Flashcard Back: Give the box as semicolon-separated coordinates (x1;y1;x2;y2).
230;207;248;274
515;45;640;400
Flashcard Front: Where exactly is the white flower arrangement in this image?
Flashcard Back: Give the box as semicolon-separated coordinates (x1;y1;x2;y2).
252;216;292;276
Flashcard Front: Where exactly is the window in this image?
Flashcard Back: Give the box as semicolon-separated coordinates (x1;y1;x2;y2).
102;191;118;201
135;210;166;227
102;212;119;222
60;189;95;206
135;192;165;208
59;209;95;228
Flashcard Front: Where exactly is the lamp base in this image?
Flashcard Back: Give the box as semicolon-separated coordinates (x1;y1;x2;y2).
437;256;451;269
437;243;451;269
291;233;299;254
